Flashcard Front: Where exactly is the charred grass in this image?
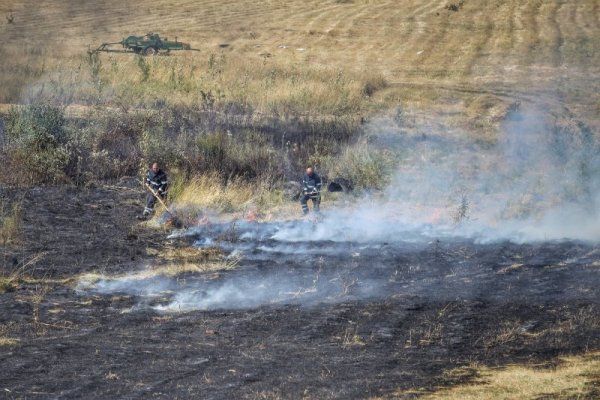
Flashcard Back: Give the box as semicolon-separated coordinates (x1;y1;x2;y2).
0;180;599;398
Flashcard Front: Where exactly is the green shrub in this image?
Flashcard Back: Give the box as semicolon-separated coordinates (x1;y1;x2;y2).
325;144;396;190
89;110;157;179
7;104;67;148
192;131;282;183
9;145;70;184
4;104;69;184
0;98;365;188
137;56;151;82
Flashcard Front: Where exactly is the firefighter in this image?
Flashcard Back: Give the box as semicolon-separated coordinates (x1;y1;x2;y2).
300;166;322;215
141;162;168;218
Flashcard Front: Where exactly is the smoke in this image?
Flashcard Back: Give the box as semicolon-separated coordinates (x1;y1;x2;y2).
76;244;386;313
307;102;600;244
154;271;357;312
423;104;600;242
76;100;600;312
75;210;600;313
77;219;426;312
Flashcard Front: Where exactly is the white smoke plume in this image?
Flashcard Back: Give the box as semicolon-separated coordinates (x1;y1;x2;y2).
76;100;600;312
279;101;600;244
383;103;600;243
76;253;383;313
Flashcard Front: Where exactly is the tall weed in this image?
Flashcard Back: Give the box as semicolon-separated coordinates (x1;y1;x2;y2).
0;199;22;246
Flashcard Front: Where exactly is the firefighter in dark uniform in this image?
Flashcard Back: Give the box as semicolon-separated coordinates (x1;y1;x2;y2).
142;162;168;218
300;166;322;215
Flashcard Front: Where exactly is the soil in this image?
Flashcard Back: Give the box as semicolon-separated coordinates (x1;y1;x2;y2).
1;181;599;399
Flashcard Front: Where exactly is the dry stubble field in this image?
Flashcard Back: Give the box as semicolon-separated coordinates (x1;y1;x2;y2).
0;0;598;131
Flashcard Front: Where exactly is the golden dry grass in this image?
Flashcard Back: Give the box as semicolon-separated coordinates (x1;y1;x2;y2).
1;1;597;229
0;0;597;134
77;256;239;289
172;173;305;220
0;337;20;346
0;2;598;392
176;174;256;212
171;172;358;221
405;352;600;400
0;316;19;347
386;307;600;399
0;251;47;294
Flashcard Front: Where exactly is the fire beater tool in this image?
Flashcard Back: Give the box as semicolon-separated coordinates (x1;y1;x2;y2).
145;183;182;227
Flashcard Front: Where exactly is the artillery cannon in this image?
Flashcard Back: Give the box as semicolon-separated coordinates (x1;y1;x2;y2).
90;33;197;55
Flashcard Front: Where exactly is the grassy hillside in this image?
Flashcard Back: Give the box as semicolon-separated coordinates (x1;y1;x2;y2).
0;0;598;190
0;0;598;126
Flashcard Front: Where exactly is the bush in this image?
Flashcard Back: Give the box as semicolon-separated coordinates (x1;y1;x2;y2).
3;104;69;184
361;74;388;97
0;98;367;189
6;104;67;149
98;113;146;177
193;131;282;184
8;145;70;184
324;143;396;191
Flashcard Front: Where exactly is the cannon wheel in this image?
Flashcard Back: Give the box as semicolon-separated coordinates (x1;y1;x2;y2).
144;46;157;56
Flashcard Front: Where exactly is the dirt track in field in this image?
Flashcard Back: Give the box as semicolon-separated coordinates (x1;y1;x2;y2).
1;183;599;399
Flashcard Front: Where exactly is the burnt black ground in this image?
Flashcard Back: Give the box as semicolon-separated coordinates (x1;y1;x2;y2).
1;184;600;399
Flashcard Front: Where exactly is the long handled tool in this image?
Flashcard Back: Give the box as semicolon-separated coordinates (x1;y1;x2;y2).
145;183;183;227
145;183;173;214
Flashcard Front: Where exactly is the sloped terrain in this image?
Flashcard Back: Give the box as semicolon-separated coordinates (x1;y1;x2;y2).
0;0;598;131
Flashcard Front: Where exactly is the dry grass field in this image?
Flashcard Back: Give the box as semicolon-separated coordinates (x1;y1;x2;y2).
0;0;598;133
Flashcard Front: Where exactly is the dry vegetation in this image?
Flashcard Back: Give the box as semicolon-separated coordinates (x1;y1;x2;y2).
0;0;598;112
0;0;599;395
0;198;24;293
0;1;598;199
411;351;600;399
0;198;22;246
